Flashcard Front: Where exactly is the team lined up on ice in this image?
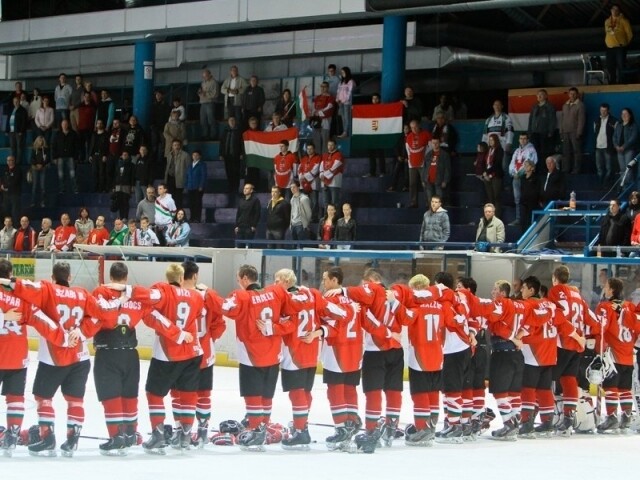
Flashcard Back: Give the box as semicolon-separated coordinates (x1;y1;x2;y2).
0;261;638;457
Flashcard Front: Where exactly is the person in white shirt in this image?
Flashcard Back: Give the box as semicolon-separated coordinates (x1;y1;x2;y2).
508;133;538;226
593;103;618;187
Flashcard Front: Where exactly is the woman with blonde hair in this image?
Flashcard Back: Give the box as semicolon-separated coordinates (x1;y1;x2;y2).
30;135;49;207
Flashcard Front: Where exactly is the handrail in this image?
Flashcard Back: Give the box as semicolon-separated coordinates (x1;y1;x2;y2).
235;238;517;251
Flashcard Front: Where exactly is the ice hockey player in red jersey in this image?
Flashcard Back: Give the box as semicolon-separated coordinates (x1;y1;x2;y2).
221;264;302;451
547;265;588;434
124;263;203;454
0;259;74;457
271;268;348;450
0;261;125;457
593;277;640;433
84;262;152;455
316;267;363;451
515;276;584;438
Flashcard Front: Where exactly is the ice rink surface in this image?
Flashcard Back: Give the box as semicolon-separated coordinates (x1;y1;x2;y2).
1;352;638;480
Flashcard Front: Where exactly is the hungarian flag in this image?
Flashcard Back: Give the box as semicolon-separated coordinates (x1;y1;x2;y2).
297;86;310;123
243;127;299;171
351;102;403;150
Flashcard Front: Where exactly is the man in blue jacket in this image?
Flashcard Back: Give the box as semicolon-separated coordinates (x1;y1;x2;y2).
185;150;207;223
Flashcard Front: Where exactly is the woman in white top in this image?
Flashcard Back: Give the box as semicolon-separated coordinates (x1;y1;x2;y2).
35;95;55;146
336;66;355;138
74;207;94;244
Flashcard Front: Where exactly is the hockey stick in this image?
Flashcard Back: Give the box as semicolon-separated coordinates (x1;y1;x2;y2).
79;434;110;441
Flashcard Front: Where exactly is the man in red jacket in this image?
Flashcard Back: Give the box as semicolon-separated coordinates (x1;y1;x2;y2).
405;120;432;208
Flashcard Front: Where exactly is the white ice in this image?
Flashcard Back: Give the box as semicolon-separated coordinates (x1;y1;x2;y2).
1;351;637;479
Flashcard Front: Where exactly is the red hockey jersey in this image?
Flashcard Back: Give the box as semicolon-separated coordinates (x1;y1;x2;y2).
548;284;585;352
321;294;363;374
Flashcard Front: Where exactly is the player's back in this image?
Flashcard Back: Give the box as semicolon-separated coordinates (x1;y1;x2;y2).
406;300;448;372
91;285;149;350
322;294;363;374
548;284;585;351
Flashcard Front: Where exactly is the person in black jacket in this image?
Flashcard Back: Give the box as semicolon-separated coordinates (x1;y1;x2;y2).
598;198;631;257
51;119;79;194
150;90;172;167
1;155;22;223
266;186;290;249
540;155;566;206
235;183;261;248
134;145;153;205
113;151;135;220
593;103;618;187
89;119;110;193
520;160;541;231
6;96;28;165
220;116;244;196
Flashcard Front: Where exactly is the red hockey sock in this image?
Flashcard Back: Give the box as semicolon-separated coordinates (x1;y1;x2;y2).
411;392;431;430
196;389;212;423
146;392;166;430
537;389;555;420
262;397;273;424
461;388;474;422
327;384;347;425
494;393;512;422
472;388;486;416
344;385;359;423
122;396;138;431
560;376;578;415
170;388;181;426
605;387;619;416
35;396;55;436
102;397;124;437
520;387;537;421
289;389;309;430
364;389;382;431
619;389;633;413
384;390;402;422
244;396;263;429
177;391;197;430
64;395;84;430
305;390;313;412
5;394;25;429
428;390;440;424
444;391;462;423
508;391;521;415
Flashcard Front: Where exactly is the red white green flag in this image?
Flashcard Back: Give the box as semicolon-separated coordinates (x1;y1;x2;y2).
243;127;299;171
351;101;403;149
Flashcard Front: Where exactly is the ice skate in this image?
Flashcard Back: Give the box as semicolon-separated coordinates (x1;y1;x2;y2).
238;424;267;452
99;434;128;457
380;418;399;447
597;414;619;434
28;426;57;457
1;426;21;457
490;419;517;441
60;425;82;457
435;423;464;444
326;421;356;452
143;425;168;455
404;424;434;447
281;427;311;451
353;428;380;454
534;420;554;438
192;421;209;449
555;412;575;437
517;417;536;439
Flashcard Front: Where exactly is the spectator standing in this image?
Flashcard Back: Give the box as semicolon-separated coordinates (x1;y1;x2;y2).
275;89;296;128
1;156;22;224
311;82;335;155
334;203;357;250
317;203;337;249
35;96;54;147
235;183;261;247
319;139;344;208
69;74;84;132
166;210;191;247
418;196;450;247
605;4;633;85
540;155;566;206
52;119;79;194
422;138;451;205
264;111;288;133
242;75;265;130
594;103;618;187
387;124;410;193
83;81;99;106
432;94;455;122
528;89;557;164
325;64;340;98
170;97;185;123
13;216;36;252
298;142;321;221
113;151;135;220
89;120;110;193
150;90;172;169
28;88;42;132
336;67;355;138
289;181;312;242
30;135;49;207
520;160;541;230
6;96;28;165
137;186;157;222
482;100;514;164
220;116;244;196
134;145;153;205
509;133;538;226
34;217;54;252
266;186;291;248
598;199;631;256
402;86;423;125
107;119;124;191
364;93;386;178
164;139;190;210
475;203;505;253
482;134;504;218
163;110;186;160
96;89;116;131
185;150;207;223
53;73;72;127
77;92;97;163
123;115;145;161
613;107;638;186
626;191;640;222
405;120;432;208
0;217;17;251
221;65;247;120
560;87;585;174
74;207;94;244
198;69;218;140
432;112;457;154
273;139;296;195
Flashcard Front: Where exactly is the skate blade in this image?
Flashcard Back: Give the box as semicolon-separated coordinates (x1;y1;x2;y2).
29;449;57;457
597;428;620;435
517;433;536;439
99;448;128;457
462;435;476;443
281;444;310;451
554;429;573;437
405;439;434;447
61;450;76;458
435;436;463;444
488;435;517;442
143;446;167;455
2;448;15;458
534;432;553;438
574;429;595;435
239;445;266;452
